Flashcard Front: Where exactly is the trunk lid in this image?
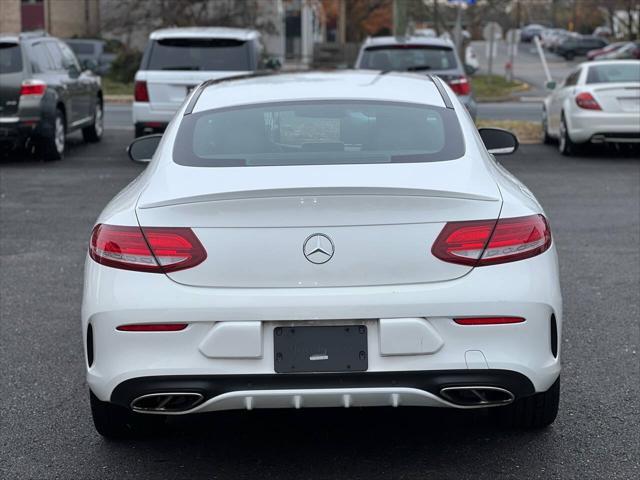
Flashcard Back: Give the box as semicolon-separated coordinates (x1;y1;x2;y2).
143;70;250;112
591;83;640;113
136;160;502;288
0;41;23;117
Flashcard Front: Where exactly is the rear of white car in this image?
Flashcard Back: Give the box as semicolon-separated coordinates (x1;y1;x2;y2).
84;72;561;438
544;60;640;154
132;27;262;137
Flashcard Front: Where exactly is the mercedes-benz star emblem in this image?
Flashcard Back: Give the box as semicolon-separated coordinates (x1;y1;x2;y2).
303;233;335;264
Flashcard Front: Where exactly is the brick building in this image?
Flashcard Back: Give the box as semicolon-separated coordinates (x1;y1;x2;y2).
0;0;100;37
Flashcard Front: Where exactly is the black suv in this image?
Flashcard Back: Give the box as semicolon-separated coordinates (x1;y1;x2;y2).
0;32;103;160
556;35;608;60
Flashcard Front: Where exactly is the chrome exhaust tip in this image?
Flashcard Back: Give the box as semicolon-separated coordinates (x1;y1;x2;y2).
131;392;204;414
439;386;514;407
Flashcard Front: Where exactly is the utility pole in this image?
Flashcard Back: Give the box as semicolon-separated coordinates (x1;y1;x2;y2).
434;0;440;35
393;0;408;37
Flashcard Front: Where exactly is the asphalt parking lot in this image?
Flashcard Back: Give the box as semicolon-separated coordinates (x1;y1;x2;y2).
1;130;638;479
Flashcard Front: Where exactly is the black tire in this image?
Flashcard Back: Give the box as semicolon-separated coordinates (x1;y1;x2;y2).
134;124;146;138
90;390;166;439
82;99;103;143
542;107;553;145
491;377;560;429
39;108;65;161
559;114;579;156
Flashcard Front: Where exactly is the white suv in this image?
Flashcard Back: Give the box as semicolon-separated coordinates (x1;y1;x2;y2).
132;27;268;137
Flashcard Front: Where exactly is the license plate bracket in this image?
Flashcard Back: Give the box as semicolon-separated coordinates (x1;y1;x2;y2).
274;325;368;373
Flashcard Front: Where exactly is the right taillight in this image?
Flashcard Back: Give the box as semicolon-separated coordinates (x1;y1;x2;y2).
134;80;149;102
432;214;551;266
89;224;207;273
575;92;601;110
446;75;471;96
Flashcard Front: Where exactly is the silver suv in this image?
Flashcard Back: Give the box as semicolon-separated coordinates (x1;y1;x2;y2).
354;36;477;120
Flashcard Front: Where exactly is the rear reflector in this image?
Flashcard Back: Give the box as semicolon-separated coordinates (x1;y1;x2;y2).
446;75;471;96
89;224;207;273
575;92;601;110
454;317;525;325
432;214;551;266
134;80;149;102
20;79;47;96
117;323;188;332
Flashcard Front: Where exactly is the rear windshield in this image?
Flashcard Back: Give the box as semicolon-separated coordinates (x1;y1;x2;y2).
0;43;22;74
147;38;251;71
174;100;465;167
586;63;640;84
359;46;458;71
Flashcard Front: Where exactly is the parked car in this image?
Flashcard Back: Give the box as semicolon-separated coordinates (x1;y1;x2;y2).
133;27;278;137
84;70;562;438
464;44;479;75
354;36;477;119
65;38;116;75
0;31;103;160
556;35;608;60
587;41;627;61
520;24;546;43
544;30;577;53
542;60;640;155
597;41;640;60
592;26;612;38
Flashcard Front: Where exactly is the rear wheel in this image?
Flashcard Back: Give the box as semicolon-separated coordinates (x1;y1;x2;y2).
82;99;103;143
39;108;65;161
491;377;560;428
134;124;146;138
542;107;553;145
558;115;579;156
90;391;166;439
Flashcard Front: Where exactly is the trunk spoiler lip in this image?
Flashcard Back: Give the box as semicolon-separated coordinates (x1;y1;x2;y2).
138;187;500;210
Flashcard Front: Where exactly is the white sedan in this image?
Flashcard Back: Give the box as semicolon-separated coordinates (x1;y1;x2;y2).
83;71;562;438
542;60;640;155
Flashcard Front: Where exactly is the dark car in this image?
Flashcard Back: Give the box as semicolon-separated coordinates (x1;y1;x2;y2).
0;31;103;160
556;35;608;60
65;38;116;75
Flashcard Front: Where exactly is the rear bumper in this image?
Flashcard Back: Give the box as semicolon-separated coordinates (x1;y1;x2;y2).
111;370;536;413
0;118;39;149
568;109;640;143
83;247;563;404
132;101;177;125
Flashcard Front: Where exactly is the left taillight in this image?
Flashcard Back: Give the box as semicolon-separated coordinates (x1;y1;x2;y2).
446;75;471;96
575;92;601;110
20;79;47;96
89;224;207;273
432;214;552;267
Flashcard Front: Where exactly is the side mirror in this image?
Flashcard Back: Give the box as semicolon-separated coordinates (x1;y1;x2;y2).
478;127;519;155
545;80;557;90
265;57;282;70
127;134;162;163
81;58;98;72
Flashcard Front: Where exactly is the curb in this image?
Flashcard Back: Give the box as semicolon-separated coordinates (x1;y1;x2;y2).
105;95;133;104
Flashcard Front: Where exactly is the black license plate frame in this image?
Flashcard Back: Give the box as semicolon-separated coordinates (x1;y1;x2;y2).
274;325;368;373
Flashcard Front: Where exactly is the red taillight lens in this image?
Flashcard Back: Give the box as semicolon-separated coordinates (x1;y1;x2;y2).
117;323;188;332
575;92;601;110
454;317;525;326
89;224;207;273
134;80;149;102
20;79;47;96
432;214;551;266
446;76;471;96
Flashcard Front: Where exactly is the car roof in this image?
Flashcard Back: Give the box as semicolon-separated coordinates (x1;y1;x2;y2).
149;27;259;41
362;36;454;49
192;70;448;114
580;59;640;67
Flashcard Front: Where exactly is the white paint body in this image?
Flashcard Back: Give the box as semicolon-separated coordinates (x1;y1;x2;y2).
83;71;562;412
543;60;640;144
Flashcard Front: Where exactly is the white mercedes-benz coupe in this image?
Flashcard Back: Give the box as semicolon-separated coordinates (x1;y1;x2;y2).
83;71;562;438
542;60;640;155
